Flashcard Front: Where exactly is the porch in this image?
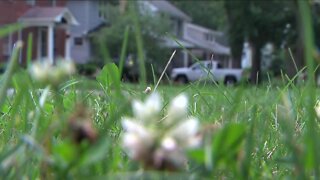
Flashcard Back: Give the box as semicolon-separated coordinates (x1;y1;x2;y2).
18;7;78;64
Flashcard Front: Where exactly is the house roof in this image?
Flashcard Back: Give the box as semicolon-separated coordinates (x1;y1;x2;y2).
183;23;230;55
187;23;229;46
163;38;195;48
148;0;191;21
87;22;109;35
186;23;223;37
18;7;79;26
189;37;230;55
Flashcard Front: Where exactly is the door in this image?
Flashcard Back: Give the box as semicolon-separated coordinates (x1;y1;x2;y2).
38;27;56;60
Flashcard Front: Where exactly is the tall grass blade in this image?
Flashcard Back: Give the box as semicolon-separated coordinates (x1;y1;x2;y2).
168;34;233;104
298;1;319;177
0;23;22;38
131;2;146;85
154;50;175;92
27;33;33;68
0;42;23;110
97;37;121;95
119;26;130;78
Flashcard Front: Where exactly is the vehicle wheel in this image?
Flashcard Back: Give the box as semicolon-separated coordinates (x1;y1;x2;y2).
175;75;188;84
224;76;237;86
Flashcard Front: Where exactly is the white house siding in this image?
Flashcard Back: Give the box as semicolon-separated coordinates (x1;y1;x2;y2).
67;1;105;64
183;23;230;55
182;23;232;67
70;36;90;64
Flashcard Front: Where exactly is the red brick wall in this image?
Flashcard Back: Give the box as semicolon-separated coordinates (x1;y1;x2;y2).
21;27;39;65
0;1;29;62
0;0;68;64
36;0;67;7
0;1;31;25
13;27;67;65
55;28;66;59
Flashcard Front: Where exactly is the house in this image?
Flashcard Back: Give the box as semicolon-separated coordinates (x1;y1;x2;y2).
0;0;107;65
0;0;230;70
183;23;231;67
144;0;231;68
66;1;107;64
0;0;78;65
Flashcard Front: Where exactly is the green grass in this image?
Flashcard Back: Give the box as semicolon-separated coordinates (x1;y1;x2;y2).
1;1;319;179
1;71;319;179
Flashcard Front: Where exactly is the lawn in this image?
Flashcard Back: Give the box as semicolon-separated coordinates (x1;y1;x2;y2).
1;61;319;179
0;1;318;178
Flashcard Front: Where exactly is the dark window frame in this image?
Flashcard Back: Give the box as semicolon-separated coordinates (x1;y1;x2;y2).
74;37;83;46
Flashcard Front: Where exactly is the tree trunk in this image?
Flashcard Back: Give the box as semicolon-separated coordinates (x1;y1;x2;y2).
250;41;262;84
119;0;127;14
283;0;305;79
224;1;245;69
232;56;242;68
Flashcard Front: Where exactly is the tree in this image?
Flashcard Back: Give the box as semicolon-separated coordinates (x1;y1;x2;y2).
170;0;227;31
224;0;297;83
312;2;320;56
92;2;171;80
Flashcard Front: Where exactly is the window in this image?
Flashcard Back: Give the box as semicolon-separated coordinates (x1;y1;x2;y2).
2;38;10;56
3;33;14;57
26;0;36;6
74;37;83;46
51;0;56;7
40;28;47;58
170;18;179;36
192;63;203;70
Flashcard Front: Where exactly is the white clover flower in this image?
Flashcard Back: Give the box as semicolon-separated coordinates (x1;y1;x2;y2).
29;60;51;83
165;117;201;149
29;60;76;87
132;93;162;123
166;93;188;125
315;100;320;118
57;60;76;76
121;92;201;170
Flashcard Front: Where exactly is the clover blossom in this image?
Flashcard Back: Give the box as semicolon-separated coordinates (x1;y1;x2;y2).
315;100;320;118
29;59;76;87
121;92;201;170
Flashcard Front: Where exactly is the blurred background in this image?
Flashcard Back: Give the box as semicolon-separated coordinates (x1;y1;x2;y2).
0;0;319;84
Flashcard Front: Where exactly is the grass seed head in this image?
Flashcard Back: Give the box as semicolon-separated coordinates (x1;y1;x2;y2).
68;104;98;144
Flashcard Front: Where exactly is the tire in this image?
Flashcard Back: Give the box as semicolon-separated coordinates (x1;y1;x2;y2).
224;76;237;86
175;75;188;84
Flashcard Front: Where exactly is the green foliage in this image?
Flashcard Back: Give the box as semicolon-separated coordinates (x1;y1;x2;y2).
212;124;246;167
3;64;320;178
224;0;297;81
170;0;227;31
1;3;320;179
0;41;22;110
96;63;121;94
92;2;171;80
77;62;102;76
